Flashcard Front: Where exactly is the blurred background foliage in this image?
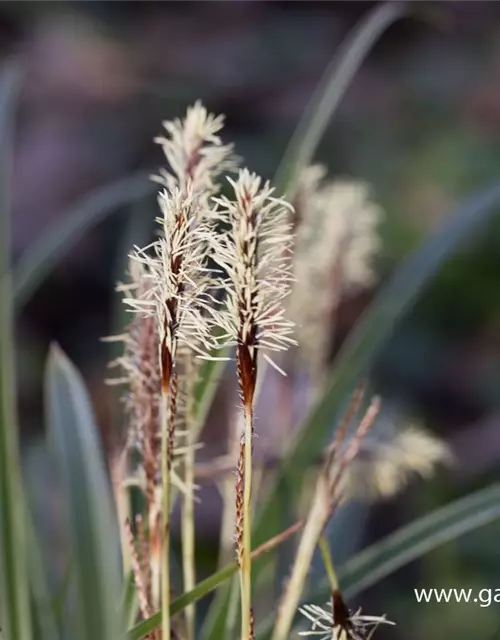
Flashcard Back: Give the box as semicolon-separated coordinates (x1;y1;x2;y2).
7;1;500;638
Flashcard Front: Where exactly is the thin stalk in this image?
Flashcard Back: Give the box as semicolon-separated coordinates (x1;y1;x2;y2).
161;390;171;640
113;451;132;576
318;535;339;591
271;493;327;640
129;519;305;640
241;408;254;639
182;362;198;640
219;409;241;569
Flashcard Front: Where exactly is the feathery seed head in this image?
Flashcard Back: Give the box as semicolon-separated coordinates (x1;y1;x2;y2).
126;184;216;389
107;260;161;507
290;166;383;378
345;424;453;501
153;100;235;200
208;168;296;409
108;259;193;501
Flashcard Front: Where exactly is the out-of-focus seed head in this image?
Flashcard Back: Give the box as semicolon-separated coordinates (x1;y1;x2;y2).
290;165;383;379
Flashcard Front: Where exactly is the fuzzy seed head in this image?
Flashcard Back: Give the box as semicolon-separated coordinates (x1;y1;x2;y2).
345;425;453;501
290;165;383;377
153;100;235;202
126;185;216;386
207;169;296;405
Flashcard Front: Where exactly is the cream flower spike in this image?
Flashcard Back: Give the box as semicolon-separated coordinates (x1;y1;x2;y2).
290;165;383;379
206;168;296;385
125;184;216;367
344;425;453;501
205;168;296;637
153;100;236;201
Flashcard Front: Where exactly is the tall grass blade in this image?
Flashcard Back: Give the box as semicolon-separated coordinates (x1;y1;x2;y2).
26;514;60;640
254;482;500;638
273;1;408;197
45;345;122;640
0;61;33;640
14;172;153;309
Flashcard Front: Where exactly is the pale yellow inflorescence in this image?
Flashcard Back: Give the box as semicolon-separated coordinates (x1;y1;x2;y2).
290;165;383;378
205;168;296;373
153;100;235;200
125;185;215;361
345;425;453;501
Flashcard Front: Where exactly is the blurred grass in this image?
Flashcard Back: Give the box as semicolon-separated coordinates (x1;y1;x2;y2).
45;346;122;640
4;4;500;640
0;61;33;640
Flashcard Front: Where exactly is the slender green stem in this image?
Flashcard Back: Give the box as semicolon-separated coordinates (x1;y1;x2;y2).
318;535;339;591
241;409;253;639
161;391;171;640
271;493;326;640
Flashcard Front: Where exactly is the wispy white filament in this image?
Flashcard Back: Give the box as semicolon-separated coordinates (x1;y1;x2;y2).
207;168;296;363
298;601;394;639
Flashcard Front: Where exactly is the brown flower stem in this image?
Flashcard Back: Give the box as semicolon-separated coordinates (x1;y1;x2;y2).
136;515;151;606
249;607;255;640
161;373;178;640
252;519;302;557
218;404;242;576
241;407;253;640
125;518;151;620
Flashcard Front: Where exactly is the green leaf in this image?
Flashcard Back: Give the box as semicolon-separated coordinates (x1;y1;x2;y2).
122;570;140;631
255;482;500;638
127;562;237;640
45;345;123;640
26;514;59;640
14;172;154;309
0;61;33;640
273;1;409;197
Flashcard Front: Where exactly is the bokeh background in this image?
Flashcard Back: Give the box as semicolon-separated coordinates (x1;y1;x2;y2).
10;1;500;638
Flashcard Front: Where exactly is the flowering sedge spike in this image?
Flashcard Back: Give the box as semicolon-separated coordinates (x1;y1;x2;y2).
153;100;235;201
154;101;235;640
124;518;151;620
112;102;234;639
289;166;383;383
127;184;214;638
344;424;453;501
207;169;295;639
154;102;235;640
272;398;380;640
110;261;161;510
298;596;394;640
107;260;187;614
